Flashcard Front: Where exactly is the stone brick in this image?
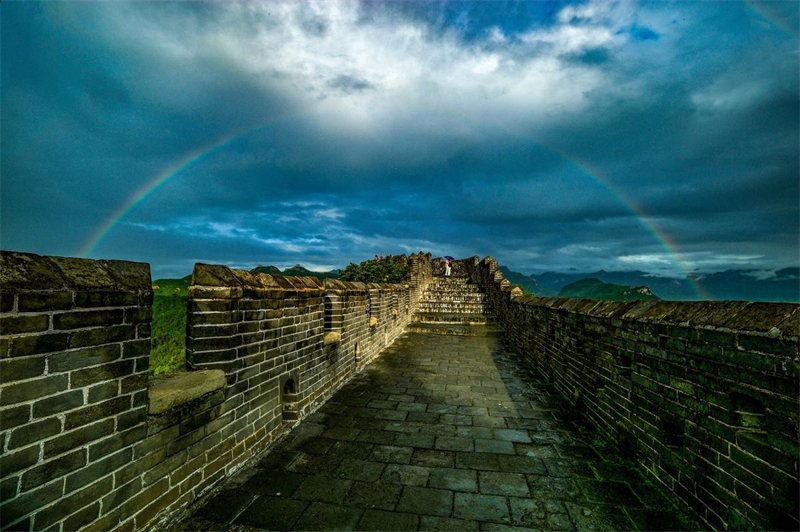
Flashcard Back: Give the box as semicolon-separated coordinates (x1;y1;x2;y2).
44;419;115;459
21;449;86;491
17;292;73;312
64;395;131;430
1;375;68;406
48;344;121;373
8;333;69;357
0;404;31;431
8;418;62;450
88;381;119;403
0;444;41;476
88;425;147;462
34;476;113;529
32;389;84;418
69;325;137;349
1;292;15;312
0;314;49;335
122;339;150;359
53;309;124;330
63;501;101;531
71;360;134;388
67;448;132;492
0;478;64;527
0;357;46;383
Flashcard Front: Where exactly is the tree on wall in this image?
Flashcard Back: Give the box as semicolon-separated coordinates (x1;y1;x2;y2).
339;255;409;283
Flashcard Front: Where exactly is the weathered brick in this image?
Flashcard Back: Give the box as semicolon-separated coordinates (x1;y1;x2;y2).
0;404;31;431
88;381;119;403
74;291;139;308
88;424;147;462
122;339;150;359
1;375;68;406
117;407;147;432
8;333;69;357
0;478;63;527
32;390;84;418
142;451;187;487
48;344;121;373
34;476;113;529
0;444;41;476
17;292;73;312
66;448;132;493
64;396;131;430
44;419;115;459
69;325;137;349
124;306;152;324
53;309;124;330
119;478;169;522
71;360;134;388
21;449;86;491
133;485;181;529
0;357;46;383
120;372;148;394
116;447;166;487
0;475;19;503
0;292;15;312
0;314;49;335
137;323;151;338
8;418;62;450
64;501;101;531
102;477;143;513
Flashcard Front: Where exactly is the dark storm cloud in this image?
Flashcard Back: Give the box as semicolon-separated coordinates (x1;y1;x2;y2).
1;0;797;280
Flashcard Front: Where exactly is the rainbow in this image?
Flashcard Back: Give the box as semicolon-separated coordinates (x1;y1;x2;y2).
78;109;321;259
80;109;710;299
543;145;712;300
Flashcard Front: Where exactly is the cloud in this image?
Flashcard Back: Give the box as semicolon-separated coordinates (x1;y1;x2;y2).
0;0;797;280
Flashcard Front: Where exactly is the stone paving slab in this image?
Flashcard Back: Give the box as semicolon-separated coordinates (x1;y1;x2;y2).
175;332;699;532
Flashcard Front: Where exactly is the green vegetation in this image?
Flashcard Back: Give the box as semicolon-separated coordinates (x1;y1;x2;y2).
150;275;191;375
339;256;409;283
558;278;660;301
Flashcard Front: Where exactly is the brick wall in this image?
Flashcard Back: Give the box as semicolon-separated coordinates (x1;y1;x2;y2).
0;251;433;531
473;256;800;530
1;251;152;532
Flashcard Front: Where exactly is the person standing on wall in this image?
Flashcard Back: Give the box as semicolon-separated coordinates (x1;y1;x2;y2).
445;258;452;276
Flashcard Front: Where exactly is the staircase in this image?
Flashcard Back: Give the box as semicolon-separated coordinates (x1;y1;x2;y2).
408;276;503;337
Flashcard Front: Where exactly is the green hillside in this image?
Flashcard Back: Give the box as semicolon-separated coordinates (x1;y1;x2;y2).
558;278;660;301
251;264;339;278
152;275;191;296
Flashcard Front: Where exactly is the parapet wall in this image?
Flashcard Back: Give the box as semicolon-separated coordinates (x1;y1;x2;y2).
0;250;433;532
1;251;153;532
473;257;800;531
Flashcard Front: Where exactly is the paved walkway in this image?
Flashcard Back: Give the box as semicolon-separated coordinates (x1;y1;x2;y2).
177;332;696;531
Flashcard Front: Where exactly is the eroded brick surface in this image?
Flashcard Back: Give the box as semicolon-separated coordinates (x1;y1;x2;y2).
177;331;697;531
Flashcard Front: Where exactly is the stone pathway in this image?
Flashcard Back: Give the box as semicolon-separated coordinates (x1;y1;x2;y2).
176;332;697;531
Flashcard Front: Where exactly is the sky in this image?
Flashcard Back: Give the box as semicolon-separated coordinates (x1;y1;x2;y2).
1;0;798;279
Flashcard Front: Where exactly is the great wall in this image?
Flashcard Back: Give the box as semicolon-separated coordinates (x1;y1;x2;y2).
0;250;798;531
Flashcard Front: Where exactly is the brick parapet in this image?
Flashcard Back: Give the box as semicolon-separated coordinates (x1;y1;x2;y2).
0;250;434;532
474;256;800;531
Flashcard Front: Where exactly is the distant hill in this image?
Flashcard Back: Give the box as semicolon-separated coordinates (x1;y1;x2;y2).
499;266;545;294
251;264;339;279
558;278;660;301
499;264;799;302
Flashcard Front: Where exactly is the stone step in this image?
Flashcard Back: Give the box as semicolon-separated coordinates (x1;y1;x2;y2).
417;303;487;312
421;290;486;299
412;312;496;324
406;322;504;337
